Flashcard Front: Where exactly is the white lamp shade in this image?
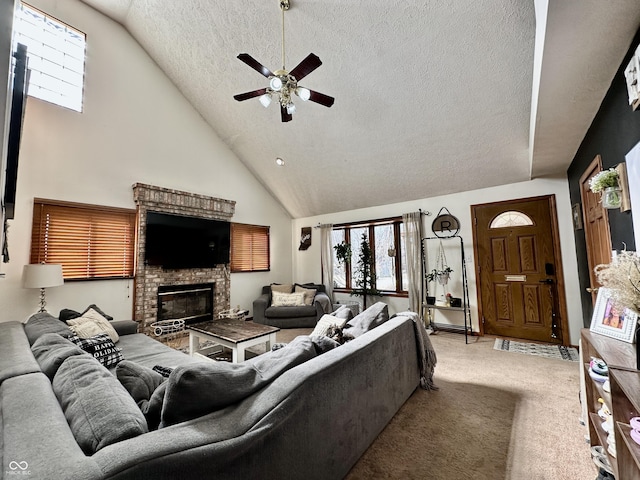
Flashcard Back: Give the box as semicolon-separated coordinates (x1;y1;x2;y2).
23;264;64;288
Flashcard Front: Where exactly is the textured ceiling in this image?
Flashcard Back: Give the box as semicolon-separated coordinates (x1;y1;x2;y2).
79;0;640;218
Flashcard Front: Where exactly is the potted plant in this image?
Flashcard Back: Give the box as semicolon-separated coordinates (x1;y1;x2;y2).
589;168;622;209
334;242;352;265
351;234;381;309
425;266;453;286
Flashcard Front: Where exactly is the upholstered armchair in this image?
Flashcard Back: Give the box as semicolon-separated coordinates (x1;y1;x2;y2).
252;283;331;328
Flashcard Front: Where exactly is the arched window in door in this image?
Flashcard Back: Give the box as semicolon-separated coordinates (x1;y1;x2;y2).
489;211;534;228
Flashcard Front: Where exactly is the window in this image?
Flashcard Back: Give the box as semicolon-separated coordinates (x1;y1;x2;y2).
489;211;534;228
332;217;407;295
230;223;270;272
30;199;136;280
13;2;86;112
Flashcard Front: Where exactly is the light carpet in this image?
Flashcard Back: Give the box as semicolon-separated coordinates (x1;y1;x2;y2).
493;338;580;362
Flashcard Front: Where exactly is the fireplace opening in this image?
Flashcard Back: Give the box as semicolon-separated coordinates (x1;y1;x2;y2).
157;283;214;325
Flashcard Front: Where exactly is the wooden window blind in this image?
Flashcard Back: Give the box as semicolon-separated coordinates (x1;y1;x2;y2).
230;223;270;272
30;199;136;280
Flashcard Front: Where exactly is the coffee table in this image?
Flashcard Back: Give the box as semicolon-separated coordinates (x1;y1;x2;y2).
187;319;280;363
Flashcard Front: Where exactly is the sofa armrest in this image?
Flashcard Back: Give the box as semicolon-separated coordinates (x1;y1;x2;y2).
110;320;139;336
313;292;332;316
252;294;270;324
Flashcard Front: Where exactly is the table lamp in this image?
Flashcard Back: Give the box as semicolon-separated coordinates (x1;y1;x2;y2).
23;263;64;312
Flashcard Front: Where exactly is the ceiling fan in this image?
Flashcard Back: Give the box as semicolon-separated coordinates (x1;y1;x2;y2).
233;0;335;122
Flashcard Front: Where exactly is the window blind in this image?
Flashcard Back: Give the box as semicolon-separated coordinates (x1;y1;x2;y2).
230;223;270;272
30;199;136;280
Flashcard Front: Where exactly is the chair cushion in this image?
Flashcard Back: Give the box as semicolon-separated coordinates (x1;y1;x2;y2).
265;305;317;318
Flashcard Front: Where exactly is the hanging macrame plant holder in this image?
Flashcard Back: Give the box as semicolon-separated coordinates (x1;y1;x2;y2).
436;240;450;285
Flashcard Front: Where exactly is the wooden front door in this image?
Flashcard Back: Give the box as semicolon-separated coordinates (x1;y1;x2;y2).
472;196;567;344
579;155;613;304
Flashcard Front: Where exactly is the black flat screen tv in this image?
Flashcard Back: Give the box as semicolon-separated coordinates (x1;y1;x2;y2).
144;211;231;269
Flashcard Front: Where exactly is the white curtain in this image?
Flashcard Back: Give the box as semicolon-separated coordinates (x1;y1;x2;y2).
402;212;423;316
320;223;334;301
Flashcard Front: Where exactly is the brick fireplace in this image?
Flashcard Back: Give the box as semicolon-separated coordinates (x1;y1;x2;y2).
132;183;235;336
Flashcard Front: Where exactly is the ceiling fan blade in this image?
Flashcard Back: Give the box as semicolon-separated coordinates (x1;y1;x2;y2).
237;53;274;78
289;53;322;81
233;88;268;102
307;89;335;108
281;105;293;122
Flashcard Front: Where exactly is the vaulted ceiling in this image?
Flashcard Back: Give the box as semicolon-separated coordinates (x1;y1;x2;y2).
79;0;640;218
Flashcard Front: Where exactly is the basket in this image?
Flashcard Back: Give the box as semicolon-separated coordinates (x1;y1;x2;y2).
150;319;185;337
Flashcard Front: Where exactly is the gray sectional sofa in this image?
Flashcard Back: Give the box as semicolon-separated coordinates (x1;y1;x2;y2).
0;304;432;480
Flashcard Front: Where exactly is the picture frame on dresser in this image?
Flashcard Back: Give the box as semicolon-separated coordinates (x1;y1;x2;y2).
590;287;638;343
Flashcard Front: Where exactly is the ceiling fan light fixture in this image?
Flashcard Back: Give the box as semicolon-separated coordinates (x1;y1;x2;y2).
259;93;272;108
296;87;310;101
269;76;283;91
286;103;296;114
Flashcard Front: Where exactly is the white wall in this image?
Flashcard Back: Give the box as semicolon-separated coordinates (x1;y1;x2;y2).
293;176;585;346
0;0;292;323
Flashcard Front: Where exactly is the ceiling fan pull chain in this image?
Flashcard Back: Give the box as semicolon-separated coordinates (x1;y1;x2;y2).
280;1;287;70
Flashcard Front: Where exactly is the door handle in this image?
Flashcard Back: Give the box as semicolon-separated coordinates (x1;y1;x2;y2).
586;287;599;293
539;278;554;284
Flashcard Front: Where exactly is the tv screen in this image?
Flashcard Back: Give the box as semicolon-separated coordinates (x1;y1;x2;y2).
144;212;230;269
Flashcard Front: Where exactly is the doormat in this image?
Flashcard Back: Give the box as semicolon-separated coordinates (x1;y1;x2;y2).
493;339;579;362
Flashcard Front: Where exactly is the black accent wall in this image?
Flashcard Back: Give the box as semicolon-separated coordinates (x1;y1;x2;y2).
567;27;640;325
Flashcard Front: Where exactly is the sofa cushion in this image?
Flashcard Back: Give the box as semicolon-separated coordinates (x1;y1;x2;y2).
271;291;305;307
116;360;166;404
344;302;389;337
160;336;317;427
294;285;317;305
69;333;124;368
23;312;73;345
66;308;119;343
31;333;86;380
331;305;355;322
0;322;42;382
52;355;148;454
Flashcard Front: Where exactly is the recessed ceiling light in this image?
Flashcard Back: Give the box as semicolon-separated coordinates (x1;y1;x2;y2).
275;157;285;166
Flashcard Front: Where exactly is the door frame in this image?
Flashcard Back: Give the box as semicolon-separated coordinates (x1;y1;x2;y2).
471;195;571;345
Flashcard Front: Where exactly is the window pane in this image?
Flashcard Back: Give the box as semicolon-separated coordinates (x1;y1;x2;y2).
331;229;346;288
13;2;86;112
489;211;534;228
374;224;396;291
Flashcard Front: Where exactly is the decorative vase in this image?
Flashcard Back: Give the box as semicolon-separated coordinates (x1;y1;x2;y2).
602;186;622;209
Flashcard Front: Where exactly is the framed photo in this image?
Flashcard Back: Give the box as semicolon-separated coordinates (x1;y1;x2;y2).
590;288;638;343
572;203;583;230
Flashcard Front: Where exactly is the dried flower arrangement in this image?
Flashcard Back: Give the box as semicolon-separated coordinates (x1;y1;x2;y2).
595;251;640;313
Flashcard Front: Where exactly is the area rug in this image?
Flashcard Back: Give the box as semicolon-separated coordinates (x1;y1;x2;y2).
493;338;579;362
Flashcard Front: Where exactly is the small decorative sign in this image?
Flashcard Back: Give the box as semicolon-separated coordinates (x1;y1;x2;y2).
431;207;460;237
298;227;312;250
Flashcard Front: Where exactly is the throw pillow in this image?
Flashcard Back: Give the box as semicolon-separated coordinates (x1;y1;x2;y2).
82;304;113;321
271;291;306;307
59;308;82;322
330;305;355;322
344;302;389;338
160;336;317;427
69;333;124;368
294;285;317;305
310;313;349;337
66;308;119;343
270;284;293;294
31;333;87;380
53;355;148;454
23;312;73;345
